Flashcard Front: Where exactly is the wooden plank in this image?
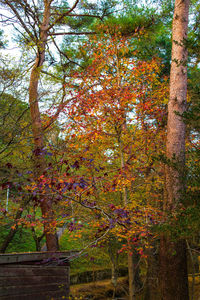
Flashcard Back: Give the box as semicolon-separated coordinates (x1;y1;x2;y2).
0;266;69;277
1;264;69;269
0;253;70;298
0;289;69;300
0;283;69;296
0;275;68;286
0;251;74;265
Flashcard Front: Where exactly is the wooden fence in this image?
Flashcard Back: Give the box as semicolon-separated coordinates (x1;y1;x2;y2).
0;251;72;300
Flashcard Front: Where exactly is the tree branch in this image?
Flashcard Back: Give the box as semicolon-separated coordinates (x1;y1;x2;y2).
3;0;35;40
50;31;96;36
47;0;80;31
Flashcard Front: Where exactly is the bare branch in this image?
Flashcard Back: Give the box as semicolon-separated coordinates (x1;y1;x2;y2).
63;227;110;262
3;0;35;41
50;31;96;36
51;37;83;68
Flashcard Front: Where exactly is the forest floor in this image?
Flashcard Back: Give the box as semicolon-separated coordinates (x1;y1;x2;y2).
188;275;200;300
70;276;129;300
70;275;200;300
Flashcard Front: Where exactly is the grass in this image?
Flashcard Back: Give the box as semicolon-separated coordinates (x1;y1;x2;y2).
0;225;37;252
1;225;200;299
0;221;128;279
0;224;126;275
69;275;200;300
59;229;127;274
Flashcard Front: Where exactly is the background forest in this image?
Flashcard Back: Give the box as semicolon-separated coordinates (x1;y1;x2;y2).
0;0;199;299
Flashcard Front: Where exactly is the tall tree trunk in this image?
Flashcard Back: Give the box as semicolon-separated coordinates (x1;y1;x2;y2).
115;41;137;299
144;247;159;300
108;239;118;297
119;139;137;300
29;0;58;251
160;0;190;299
127;252;136;300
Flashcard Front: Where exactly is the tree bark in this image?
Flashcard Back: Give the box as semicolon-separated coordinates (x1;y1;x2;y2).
144;247;159;300
160;238;188;300
29;0;58;251
160;0;190;299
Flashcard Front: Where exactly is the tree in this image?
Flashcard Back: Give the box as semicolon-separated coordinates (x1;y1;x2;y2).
55;28;167;299
159;0;190;299
0;0;115;250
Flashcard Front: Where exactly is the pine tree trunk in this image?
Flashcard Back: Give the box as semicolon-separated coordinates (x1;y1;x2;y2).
160;0;190;299
160;237;188;300
29;0;58;251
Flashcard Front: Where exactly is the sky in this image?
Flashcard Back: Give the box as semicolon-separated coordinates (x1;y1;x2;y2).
0;0;159;69
0;0;100;60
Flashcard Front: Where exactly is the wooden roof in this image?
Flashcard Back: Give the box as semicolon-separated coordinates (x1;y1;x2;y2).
0;251;77;264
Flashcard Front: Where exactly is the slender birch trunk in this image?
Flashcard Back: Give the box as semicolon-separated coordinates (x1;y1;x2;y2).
119;138;137;300
160;0;190;298
115;42;138;299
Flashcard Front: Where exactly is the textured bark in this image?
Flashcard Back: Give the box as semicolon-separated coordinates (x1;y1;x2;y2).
165;0;190;209
160;0;190;299
29;0;58;251
124;248;141;300
160;238;189;300
144;248;159;300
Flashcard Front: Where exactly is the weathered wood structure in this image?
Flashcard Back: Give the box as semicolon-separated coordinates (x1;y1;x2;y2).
0;251;72;300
